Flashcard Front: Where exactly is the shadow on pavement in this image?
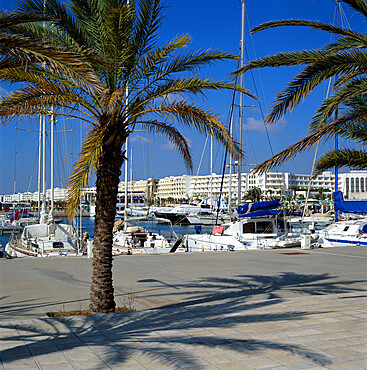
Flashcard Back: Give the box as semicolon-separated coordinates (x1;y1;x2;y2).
1;271;365;367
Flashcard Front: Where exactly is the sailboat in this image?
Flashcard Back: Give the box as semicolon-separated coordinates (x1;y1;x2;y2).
5;111;82;258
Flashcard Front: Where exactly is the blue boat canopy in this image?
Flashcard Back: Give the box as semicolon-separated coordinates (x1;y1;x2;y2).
239;209;283;218
237;199;281;215
334;191;367;214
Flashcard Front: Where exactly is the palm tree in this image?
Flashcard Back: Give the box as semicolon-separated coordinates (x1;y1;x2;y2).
234;0;367;174
244;187;262;202
0;0;256;313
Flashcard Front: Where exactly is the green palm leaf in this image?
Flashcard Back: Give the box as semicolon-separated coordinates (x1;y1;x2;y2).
316;148;367;172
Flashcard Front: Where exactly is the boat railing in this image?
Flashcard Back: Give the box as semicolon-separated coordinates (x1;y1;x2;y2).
187;236;229;252
37;239;45;257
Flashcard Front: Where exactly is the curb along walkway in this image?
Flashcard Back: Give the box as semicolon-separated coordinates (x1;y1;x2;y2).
1;292;367;369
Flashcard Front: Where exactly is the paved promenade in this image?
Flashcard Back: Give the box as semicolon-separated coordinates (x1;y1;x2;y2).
0;247;366;369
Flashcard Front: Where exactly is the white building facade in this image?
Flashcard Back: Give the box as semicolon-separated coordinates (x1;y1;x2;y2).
339;170;367;200
2;170;367;204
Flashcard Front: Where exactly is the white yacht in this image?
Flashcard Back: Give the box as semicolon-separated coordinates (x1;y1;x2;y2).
112;217;184;255
5;222;82;257
315;218;367;248
185;210;302;252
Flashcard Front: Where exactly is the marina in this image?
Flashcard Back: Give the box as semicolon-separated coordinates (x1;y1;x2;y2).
0;0;366;368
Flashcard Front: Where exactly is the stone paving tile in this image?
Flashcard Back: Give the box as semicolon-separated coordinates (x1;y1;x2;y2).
2;358;39;370
200;352;238;365
110;365;146;370
38;364;75;370
0;292;366;369
325;362;365;370
242;357;282;368
211;362;257;369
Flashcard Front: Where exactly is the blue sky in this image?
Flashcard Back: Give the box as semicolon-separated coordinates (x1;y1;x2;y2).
0;0;363;195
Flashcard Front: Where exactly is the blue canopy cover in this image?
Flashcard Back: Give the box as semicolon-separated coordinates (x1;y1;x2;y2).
237;199;281;215
334;191;367;214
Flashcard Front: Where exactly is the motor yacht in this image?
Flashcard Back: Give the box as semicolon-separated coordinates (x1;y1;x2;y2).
315;218;367;248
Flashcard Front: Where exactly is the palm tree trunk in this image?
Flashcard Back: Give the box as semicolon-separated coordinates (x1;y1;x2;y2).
90;144;124;313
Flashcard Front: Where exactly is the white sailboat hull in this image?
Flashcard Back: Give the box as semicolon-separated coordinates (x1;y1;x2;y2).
5;223;83;258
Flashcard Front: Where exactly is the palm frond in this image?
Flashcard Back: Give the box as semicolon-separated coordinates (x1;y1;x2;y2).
233;49;334;76
132;77;257;116
144;120;193;171
0;84;98;123
316;148;367;172
325;36;367;51
67;124;106;219
342;0;367;19
309;77;367;131
128;0;162;66
16;0;88;47
0;10;56;30
251;104;367;174
251;19;362;40
134;100;241;157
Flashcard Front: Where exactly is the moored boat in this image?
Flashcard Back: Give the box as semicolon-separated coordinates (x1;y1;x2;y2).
315;218;367;248
184;200;303;252
5;222;83;258
112;216;184;255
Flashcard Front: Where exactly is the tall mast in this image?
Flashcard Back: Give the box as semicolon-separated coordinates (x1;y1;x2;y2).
228;113;234;212
39;0;47;224
48;106;54;222
124;138;129;226
40;114;47;224
14;126;17;195
130;147;133;206
238;0;245;207
334;0;340;222
210;132;213;211
37;117;42;217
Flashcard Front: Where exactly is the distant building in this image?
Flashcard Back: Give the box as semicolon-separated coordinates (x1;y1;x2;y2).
339;170;367;200
2;170;367;204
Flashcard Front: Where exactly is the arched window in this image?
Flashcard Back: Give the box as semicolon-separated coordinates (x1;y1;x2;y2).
351;178;355;192
346;178;349;194
356;178;360;192
361;178;365;192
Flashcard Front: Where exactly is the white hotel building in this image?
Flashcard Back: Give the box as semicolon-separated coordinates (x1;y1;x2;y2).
117;170;367;203
2;170;366;204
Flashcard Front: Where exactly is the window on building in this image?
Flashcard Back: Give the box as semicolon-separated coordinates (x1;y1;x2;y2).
361;178;365;192
356;178;360;192
346;178;349;194
351;178;355;192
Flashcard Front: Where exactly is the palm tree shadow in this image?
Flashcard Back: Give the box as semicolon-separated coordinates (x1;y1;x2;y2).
2;271;362;367
139;271;366;310
0;305;334;367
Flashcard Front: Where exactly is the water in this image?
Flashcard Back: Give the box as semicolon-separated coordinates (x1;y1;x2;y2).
81;217;213;239
0;217;213;254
